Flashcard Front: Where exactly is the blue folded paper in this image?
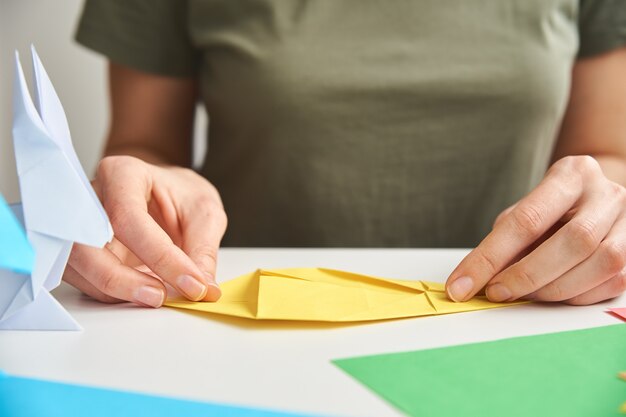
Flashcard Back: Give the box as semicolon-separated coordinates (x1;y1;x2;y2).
0;372;324;417
0;194;34;275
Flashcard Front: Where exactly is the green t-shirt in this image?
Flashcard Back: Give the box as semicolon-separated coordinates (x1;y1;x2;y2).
76;0;626;247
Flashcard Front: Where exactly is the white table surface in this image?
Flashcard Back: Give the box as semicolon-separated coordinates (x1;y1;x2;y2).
1;248;624;417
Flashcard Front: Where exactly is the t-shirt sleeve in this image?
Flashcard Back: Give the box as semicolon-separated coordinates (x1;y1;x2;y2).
75;0;199;77
578;0;626;58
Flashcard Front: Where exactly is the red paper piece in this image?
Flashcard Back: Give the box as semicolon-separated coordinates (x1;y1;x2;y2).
607;308;626;321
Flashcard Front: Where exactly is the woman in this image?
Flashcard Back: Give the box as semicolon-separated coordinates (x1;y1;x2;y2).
68;0;626;309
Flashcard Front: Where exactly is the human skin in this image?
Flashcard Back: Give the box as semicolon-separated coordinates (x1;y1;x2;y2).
63;65;225;307
64;47;626;308
447;46;626;305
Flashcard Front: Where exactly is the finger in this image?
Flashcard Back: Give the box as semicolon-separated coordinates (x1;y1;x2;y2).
105;237;146;269
446;164;583;302
529;217;626;302
180;200;226;301
485;192;620;302
99;158;210;301
69;243;166;308
63;265;122;304
563;267;626;306
492;203;517;229
489;222;564;279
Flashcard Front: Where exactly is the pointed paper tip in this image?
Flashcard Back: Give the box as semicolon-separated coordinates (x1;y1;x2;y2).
30;44;41;66
13;51;20;83
30;44;43;70
13;50;23;80
13;49;27;86
13;49;28;102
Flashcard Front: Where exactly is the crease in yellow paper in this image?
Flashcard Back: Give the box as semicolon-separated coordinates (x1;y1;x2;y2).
164;268;526;322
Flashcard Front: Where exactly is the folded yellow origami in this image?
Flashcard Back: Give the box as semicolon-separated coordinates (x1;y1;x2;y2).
165;268;525;322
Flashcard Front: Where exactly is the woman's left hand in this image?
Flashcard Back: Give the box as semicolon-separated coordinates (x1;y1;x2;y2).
446;155;626;305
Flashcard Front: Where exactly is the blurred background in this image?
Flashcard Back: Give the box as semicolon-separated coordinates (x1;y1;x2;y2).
0;0;206;203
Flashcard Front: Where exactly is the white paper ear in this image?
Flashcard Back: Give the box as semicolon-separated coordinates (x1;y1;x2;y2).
30;46;113;244
12;50;57;175
30;45;72;153
12;48;113;247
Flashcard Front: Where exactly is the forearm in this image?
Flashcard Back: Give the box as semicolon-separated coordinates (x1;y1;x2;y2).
552;48;626;188
105;63;198;168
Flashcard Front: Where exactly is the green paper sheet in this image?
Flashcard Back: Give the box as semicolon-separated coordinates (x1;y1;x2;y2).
334;324;626;417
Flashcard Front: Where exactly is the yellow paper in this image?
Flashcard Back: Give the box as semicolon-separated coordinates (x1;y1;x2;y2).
165;268;525;322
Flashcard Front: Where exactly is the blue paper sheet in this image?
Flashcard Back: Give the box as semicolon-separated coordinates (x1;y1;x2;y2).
0;194;34;274
0;372;324;417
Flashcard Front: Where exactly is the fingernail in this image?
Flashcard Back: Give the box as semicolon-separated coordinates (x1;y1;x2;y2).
486;283;512;302
205;281;222;301
447;276;474;302
177;274;207;301
133;286;164;308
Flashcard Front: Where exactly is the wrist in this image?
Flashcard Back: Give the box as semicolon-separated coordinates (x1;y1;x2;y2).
104;145;183;167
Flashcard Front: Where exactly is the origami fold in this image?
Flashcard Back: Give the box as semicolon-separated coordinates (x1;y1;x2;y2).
165;268;524;322
0;46;113;330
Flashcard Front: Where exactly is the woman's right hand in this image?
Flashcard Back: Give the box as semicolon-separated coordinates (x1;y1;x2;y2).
63;155;227;308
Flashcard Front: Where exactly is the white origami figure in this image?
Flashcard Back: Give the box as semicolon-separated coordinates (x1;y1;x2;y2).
0;46;113;330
